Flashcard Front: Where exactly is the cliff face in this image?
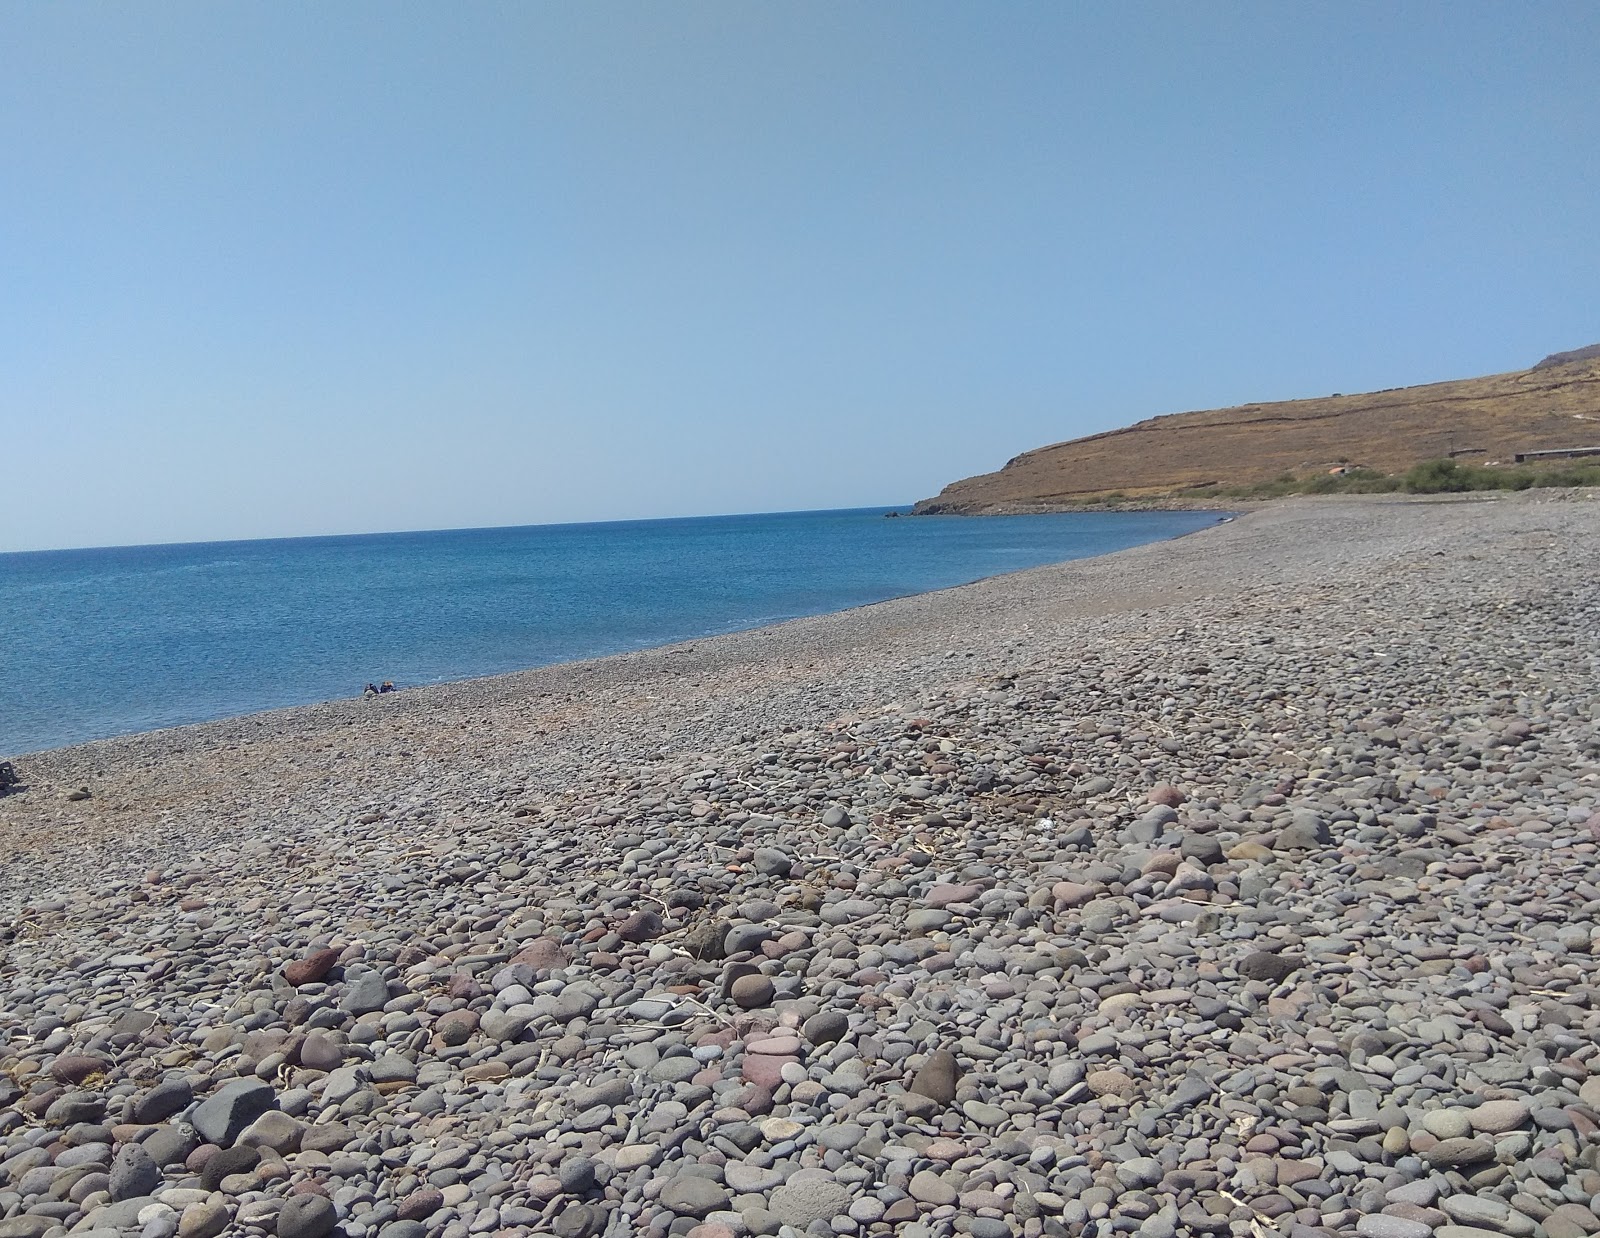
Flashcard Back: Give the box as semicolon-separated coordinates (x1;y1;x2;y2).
912;351;1600;513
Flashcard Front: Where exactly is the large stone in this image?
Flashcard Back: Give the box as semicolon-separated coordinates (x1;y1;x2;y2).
558;1156;598;1195
144;1125;197;1167
908;1049;959;1106
682;921;728;960
191;1079;277;1148
729;974;775;1008
396;1187;445;1220
283;949;340;987
510;935;567;969
1275;811;1331;849
924;882;984;908
277;1193;338;1238
769;1169;852;1228
109;1143;161;1200
45;1091;104;1124
1422;1137;1495;1168
178;1200;231;1238
49;1053;109;1084
905;909;951;934
300;1124;355;1154
1438;1194;1528;1231
723;923;774;955
340;969;391;1015
1422;1109;1473;1140
1467;1099;1529;1133
1238;951;1302;983
131;1076;194;1124
802;1010;849;1046
1087;1068;1135;1097
618;909;662;942
1545;1205;1600;1238
298;1031;343;1072
659;1176;730;1218
238;1110;305;1154
551;1203;603;1238
908;1169;957;1206
1052;882;1097;908
199;1144;261;1192
432;1009;478;1046
480;1006;537;1043
752;848;792;877
741;1052;795;1089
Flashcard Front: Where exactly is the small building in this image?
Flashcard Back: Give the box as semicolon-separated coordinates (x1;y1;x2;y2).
1512;447;1600;463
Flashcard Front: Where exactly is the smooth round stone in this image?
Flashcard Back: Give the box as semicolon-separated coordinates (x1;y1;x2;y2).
1422;1138;1494;1168
1467;1099;1530;1134
908;1170;957;1207
659;1177;730;1219
177;1201;230;1238
961;1100;1008;1128
1439;1194;1532;1234
613;1144;661;1171
1421;1110;1473;1140
802;1011;849;1046
730;975;776;1009
905;910;951;934
816;1124;865;1152
724;1162;784;1193
746;1035;802;1056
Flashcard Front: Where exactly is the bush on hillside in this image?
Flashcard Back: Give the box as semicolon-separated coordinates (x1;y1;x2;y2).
1173;457;1600;502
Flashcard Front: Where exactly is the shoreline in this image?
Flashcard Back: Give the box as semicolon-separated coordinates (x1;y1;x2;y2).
0;491;1533;776
1;507;1225;762
0;490;1586;872
2;490;1598;1238
2;513;1238;770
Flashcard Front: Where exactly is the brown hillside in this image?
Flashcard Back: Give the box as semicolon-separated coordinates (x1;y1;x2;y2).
913;352;1600;512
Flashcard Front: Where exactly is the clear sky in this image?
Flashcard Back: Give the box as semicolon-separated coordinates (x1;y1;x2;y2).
3;3;1597;551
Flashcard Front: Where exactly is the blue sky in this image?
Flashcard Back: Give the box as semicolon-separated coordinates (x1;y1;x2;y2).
3;3;1596;551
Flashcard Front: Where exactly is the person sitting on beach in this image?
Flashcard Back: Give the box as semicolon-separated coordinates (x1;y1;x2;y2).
379;681;395;693
364;683;380;696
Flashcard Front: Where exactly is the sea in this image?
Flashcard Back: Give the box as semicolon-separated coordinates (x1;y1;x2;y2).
0;507;1223;755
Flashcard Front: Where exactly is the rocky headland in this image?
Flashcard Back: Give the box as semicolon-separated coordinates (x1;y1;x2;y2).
2;493;1598;1238
912;350;1600;512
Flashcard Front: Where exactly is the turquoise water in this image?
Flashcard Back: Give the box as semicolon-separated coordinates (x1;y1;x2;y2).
0;507;1222;754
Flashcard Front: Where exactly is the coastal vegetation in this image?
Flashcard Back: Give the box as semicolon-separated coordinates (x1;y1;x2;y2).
1175;456;1600;502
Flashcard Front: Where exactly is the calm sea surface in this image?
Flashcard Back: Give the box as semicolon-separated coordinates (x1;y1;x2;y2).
0;507;1222;754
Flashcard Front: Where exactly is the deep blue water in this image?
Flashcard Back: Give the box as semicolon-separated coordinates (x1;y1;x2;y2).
0;507;1222;754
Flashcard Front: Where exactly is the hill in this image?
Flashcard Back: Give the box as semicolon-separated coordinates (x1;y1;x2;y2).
913;348;1600;512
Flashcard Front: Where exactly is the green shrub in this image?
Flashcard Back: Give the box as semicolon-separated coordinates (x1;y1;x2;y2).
1150;458;1597;505
1403;459;1471;492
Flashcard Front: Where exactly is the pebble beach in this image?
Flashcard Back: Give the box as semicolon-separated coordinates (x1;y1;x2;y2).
2;492;1598;1238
